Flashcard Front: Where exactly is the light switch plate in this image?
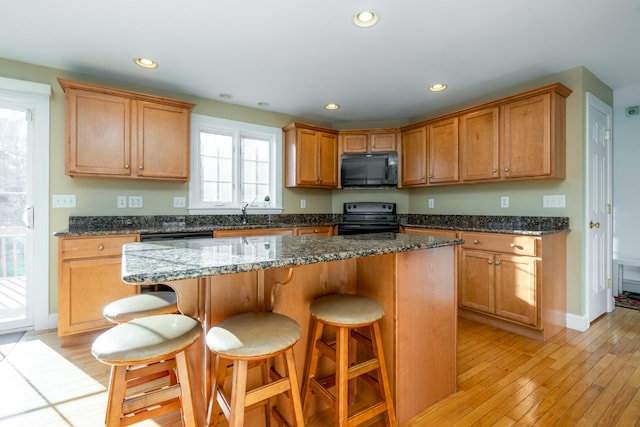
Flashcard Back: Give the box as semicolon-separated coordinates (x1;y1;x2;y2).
543;195;566;208
128;196;143;208
173;197;186;208
52;194;76;208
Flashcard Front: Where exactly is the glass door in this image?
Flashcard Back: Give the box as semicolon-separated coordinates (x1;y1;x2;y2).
0;105;32;331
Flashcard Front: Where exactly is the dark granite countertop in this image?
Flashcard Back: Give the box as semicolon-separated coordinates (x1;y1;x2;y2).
121;233;463;284
55;214;570;237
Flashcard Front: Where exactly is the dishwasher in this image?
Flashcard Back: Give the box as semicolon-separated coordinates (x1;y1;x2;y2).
138;230;213;292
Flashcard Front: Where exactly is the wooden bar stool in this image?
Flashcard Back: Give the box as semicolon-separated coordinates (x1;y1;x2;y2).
206;312;305;427
91;313;202;427
103;291;178;323
301;293;397;426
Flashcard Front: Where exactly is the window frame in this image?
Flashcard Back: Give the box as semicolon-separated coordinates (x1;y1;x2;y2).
188;113;283;214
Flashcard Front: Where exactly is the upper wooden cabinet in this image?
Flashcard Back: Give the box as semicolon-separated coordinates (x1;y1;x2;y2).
499;90;567;180
284;123;339;188
58;78;195;181
427;117;459;184
460;107;500;182
400;126;427;187
340;129;398;153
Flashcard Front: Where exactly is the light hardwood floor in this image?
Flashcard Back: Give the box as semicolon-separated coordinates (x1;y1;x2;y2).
1;307;639;426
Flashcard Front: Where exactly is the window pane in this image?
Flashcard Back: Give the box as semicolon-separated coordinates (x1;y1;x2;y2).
200;130;233;203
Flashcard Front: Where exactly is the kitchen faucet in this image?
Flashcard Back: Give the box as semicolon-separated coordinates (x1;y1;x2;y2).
241;203;249;224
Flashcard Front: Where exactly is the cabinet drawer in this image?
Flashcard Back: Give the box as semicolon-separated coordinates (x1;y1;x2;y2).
460;232;538;256
61;235;138;259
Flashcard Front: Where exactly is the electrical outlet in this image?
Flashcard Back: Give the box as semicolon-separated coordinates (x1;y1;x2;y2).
300;199;306;209
117;196;127;209
500;196;509;208
428;198;435;209
128;196;143;208
52;194;76;208
173;196;186;208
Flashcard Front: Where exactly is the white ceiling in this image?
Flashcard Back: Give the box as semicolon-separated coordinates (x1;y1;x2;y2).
3;0;640;123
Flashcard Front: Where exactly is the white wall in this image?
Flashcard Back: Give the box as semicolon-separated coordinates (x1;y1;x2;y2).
613;106;640;281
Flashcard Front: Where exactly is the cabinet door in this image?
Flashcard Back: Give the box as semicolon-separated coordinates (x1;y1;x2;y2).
400;127;427;186
460;107;499;182
500;93;551;179
459;250;495;314
317;132;338;187
342;134;368;153
296;128;320;186
495;254;539;326
427;118;459;184
66;89;132;177
135;101;190;180
369;132;397;152
58;257;137;336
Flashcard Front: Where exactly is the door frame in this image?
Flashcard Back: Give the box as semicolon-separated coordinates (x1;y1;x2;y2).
585;91;614;322
0;77;50;331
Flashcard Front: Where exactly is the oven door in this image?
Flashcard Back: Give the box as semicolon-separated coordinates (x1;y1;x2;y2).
337;223;400;235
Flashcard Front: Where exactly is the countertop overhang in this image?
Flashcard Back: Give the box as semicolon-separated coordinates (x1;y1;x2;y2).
121;233;463;284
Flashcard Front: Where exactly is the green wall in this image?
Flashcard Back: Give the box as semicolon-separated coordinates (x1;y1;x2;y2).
0;59;612;321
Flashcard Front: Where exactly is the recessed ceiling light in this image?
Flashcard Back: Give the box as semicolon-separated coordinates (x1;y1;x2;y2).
324;103;340;110
429;83;448;92
354;10;378;28
219;93;233;99
134;57;158;69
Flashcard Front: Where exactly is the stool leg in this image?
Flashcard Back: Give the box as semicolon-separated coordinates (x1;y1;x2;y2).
207;355;227;426
301;318;324;418
229;359;249;427
175;351;197;427
335;326;349;426
283;348;305;426
371;322;397;427
105;365;127;427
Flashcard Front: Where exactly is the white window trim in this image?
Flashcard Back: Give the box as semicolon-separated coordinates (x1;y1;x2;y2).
189;113;283;215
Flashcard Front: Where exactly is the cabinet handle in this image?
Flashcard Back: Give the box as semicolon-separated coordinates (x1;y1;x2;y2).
492;168;497;173
473;239;479;244
124;163;129;169
495;260;501;265
504;167;510;172
510;243;516;248
97;244;104;250
138;165;144;170
314;229;318;233
487;260;493;265
421;176;425;181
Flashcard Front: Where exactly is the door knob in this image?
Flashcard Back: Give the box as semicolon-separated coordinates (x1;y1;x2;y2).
589;221;600;229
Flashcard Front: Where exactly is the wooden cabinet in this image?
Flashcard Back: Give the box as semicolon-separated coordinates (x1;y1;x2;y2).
58;78;195;181
500;90;567;180
340;129;398;153
214;228;294;237
294;225;334;236
400;126;427;187
427;118;459;184
458;231;566;340
460;107;500;182
58;234;138;344
401;227;458;239
284;123;339;188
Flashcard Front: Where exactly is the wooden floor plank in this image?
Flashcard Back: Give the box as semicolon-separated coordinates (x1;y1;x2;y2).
2;307;640;426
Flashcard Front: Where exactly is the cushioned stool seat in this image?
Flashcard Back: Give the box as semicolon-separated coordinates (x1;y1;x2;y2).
302;293;397;426
103;291;178;324
92;314;202;427
206;312;305;427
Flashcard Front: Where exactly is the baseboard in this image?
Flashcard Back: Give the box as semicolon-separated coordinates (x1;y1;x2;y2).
566;312;589;332
47;313;58;331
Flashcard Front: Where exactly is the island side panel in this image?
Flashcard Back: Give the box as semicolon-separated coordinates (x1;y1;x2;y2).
396;246;457;423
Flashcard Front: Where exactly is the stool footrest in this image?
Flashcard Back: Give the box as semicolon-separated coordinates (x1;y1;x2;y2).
122;383;181;414
349;401;387;426
122;400;182;426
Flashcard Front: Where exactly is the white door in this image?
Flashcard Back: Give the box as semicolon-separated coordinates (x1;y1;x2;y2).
0;78;50;333
586;92;613;323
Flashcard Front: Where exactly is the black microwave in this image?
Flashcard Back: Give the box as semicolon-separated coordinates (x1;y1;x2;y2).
340;152;398;188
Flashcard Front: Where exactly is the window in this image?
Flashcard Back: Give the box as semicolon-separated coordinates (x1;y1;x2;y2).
189;114;283;214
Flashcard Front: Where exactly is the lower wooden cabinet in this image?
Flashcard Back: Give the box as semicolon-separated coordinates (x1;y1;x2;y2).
57;234;138;343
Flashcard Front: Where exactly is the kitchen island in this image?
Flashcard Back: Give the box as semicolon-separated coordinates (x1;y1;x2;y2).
121;232;462;425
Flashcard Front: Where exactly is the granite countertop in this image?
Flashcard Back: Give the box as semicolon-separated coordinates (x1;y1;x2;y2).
121;233;463;284
55;214;570;237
